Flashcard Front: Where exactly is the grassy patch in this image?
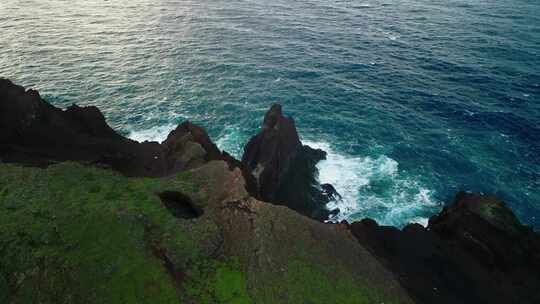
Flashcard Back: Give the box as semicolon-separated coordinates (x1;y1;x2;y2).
280;259;370;304
183;257;252;304
249;257;399;304
0;163;201;303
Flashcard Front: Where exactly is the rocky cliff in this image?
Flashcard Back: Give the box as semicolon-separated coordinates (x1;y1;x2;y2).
348;192;540;304
0;79;412;304
0;79;253;181
1;79;539;304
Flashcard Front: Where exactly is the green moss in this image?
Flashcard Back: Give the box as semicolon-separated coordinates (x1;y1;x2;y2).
0;162;403;304
0;163;203;303
176;171;194;186
183;257;252;304
249;257;400;304
281;259;367;303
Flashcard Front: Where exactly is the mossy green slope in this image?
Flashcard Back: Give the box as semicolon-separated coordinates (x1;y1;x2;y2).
0;163;251;304
216;199;412;304
0;162;413;304
186;161;414;303
183;257;251;304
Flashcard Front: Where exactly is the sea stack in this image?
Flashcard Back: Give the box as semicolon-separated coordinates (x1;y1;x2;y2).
241;104;338;220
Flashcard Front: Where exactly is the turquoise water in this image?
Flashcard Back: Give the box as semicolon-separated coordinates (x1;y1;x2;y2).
1;0;539;228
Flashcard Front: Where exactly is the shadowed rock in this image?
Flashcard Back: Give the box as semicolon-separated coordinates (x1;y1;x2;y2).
0;79;254;191
348;192;540;304
241;104;338;220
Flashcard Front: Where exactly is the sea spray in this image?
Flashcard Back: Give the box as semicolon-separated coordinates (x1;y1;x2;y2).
129;124;176;143
304;140;441;227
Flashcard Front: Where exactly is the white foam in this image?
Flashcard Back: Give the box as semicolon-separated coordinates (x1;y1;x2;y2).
128;124;176;143
304;140;441;227
215;127;246;159
409;217;430;227
383;31;400;41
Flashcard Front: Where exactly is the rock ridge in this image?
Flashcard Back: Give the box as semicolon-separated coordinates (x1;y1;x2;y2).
347;191;540;304
0;78;253;188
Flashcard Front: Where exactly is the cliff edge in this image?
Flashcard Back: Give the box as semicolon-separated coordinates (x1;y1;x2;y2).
1;79;539;304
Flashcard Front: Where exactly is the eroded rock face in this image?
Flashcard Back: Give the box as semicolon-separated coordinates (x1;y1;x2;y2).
348;192;540;304
241;104;337;220
188;160;414;304
0;79;253;185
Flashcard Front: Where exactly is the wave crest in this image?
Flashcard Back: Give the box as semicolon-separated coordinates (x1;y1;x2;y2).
304;140;440;227
128;124;176;143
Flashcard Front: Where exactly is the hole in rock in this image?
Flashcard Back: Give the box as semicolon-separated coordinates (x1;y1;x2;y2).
158;191;202;219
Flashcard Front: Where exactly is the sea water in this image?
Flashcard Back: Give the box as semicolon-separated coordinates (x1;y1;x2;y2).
1;0;539;228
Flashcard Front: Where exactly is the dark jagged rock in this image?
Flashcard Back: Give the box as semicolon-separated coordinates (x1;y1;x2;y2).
0;79;254;190
241;104;302;199
348;192;540;304
241;104;338;220
321;183;342;201
428;192;540;271
0;79;163;176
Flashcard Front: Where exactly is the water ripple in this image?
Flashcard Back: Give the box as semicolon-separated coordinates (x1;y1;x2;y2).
1;0;539;228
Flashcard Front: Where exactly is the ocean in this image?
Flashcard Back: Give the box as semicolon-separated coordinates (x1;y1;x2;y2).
1;0;539;228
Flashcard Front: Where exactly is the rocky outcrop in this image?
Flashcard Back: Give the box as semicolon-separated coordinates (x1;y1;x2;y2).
0;79;253;188
348;192;540;304
187;160;414;304
163;121;257;194
241;104;337;220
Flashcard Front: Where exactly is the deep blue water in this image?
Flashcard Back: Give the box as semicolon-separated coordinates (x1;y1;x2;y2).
1;0;539;228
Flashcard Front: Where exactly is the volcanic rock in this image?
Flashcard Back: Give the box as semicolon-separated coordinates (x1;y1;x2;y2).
348;192;540;304
241;104;338;220
0;78;254;188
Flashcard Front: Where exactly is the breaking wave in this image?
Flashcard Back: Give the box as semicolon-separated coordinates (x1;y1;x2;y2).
304;141;441;227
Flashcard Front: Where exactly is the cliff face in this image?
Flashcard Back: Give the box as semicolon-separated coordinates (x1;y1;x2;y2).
1;79;539;304
0;79;251;180
349;192;540;304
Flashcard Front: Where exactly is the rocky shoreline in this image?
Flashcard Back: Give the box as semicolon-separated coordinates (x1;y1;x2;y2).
1;78;539;303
